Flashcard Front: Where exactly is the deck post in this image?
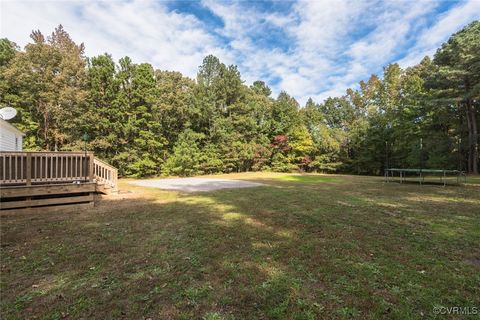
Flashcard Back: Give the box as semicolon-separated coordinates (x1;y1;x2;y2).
26;153;32;186
88;152;94;182
25;153;32;208
88;152;95;207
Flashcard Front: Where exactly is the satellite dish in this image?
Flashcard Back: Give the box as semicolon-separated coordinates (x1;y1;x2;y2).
0;107;17;120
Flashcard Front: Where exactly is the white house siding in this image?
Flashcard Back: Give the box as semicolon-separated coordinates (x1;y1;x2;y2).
0;120;24;151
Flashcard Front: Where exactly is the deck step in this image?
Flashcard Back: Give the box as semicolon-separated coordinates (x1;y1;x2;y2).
95;182;117;195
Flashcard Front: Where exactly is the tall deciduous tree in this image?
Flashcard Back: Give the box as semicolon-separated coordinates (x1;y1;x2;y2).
1;23;477;177
430;21;479;173
2;26;87;150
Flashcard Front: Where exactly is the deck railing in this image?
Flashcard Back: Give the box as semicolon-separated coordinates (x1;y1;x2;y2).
0;152;117;190
93;157;118;190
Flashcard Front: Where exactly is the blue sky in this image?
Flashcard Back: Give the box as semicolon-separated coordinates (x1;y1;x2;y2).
1;0;479;104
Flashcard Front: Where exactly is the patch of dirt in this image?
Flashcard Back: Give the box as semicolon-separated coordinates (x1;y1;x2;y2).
128;178;264;192
466;257;480;266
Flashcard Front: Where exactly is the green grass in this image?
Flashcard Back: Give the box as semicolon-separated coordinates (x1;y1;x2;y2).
467;175;480;185
274;174;339;184
387;174;480;186
1;173;479;319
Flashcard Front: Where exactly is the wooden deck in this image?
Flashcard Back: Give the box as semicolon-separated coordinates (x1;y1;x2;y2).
0;151;118;212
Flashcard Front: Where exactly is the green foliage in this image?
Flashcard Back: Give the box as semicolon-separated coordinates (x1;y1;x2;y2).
251;80;272;97
271;153;297;172
126;156;158;178
428;21;480;173
2;26;87;150
199;144;224;174
289;125;314;169
1;22;478;176
0;38;17;67
163;129;204;176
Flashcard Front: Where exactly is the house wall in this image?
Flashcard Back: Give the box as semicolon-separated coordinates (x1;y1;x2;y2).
0;123;23;151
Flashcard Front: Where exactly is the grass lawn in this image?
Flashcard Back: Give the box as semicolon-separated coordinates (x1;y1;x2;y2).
1;173;479;319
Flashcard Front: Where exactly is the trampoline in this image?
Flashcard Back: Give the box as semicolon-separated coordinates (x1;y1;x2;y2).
385;168;466;186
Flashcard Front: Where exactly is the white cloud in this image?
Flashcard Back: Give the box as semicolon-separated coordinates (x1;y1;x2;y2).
0;0;223;78
199;0;368;103
397;0;480;67
341;0;437;90
290;0;367;55
1;0;478;105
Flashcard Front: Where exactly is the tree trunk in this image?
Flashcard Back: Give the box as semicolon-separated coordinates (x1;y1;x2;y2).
469;100;479;174
464;76;478;174
466;104;472;173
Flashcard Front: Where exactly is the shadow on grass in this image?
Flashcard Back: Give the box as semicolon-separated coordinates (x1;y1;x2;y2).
1;194;326;319
1;179;479;320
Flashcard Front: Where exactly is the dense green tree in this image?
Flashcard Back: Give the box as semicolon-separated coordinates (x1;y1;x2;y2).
271;91;301;136
251;80;272;97
155;70;195;148
429;21;479;173
1;26;87;150
0;38;17;67
163;129;204;176
1;22;478;177
85;54;121;157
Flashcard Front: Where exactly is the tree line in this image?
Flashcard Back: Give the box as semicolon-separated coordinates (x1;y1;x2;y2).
0;22;478;176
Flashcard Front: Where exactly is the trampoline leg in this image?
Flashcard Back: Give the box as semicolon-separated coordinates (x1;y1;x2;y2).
443;171;446;187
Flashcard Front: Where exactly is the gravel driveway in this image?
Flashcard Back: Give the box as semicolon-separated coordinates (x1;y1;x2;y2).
128;177;264;192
